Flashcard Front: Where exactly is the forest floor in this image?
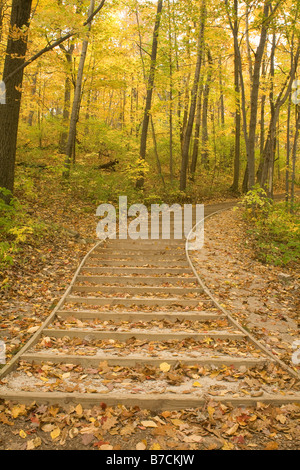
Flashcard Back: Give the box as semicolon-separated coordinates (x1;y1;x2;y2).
0;187;299;451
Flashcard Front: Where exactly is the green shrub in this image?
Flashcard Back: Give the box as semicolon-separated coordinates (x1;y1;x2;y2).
241;187;300;266
0;188;47;270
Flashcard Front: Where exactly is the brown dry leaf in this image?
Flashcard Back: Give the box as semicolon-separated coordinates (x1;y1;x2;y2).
222;440;235;450
182;434;203;443
69;427;79;439
82;434;95;446
141;420;157;428
75;404;83;416
171;418;185;427
33;436;42;448
226;423;239;436
48;406;59;417
276;414;286;424
120;424;136;436
136;441;147;450
264;441;279;450
102;417;118;431
42;423;55;433
26;440;35;450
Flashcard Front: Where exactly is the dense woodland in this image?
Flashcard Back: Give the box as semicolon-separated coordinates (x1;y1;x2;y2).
0;0;299;267
0;2;300;452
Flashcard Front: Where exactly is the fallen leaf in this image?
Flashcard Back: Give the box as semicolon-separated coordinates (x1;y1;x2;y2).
141;420;157;428
159;362;171;372
150;443;161;450
11;404;26;419
82;434;94;446
192;381;202;387
264;441;279;450
136;442;147;450
50;428;61;440
226;423;239;436
99;444;113;450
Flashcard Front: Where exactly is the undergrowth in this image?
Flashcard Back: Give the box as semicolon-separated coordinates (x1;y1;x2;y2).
241;186;300;267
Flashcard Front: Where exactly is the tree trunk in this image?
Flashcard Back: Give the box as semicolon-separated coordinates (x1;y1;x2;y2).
59;43;74;152
63;0;95;177
167;0;173;181
0;0;32;198
258;40;300;190
27;71;38;126
286;91;291;203
290;104;300;212
190;81;203;177
231;0;240;193
137;0;163;189
180;0;206;191
247;1;270;188
201;49;212;168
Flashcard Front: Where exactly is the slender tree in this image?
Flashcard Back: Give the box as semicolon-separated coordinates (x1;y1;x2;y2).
63;0;95;177
180;0;206;191
137;0;163;189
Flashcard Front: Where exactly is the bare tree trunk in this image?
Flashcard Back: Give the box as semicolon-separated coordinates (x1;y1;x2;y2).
0;0;32;199
291;104;300;212
136;0;163;189
231;0;240;193
247;1;270;188
167;0;173;181
27;71;38;126
258;40;300;190
190;81;203;177
150;116;165;187
63;0;95;177
218;56;225;127
59;43;74;152
180;0;206;191
201;49;213;168
286;91;291;203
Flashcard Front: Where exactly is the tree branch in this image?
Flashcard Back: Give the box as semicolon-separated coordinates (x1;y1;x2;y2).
3;0;106;84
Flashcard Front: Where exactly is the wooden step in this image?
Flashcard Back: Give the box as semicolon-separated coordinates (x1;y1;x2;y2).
21;352;269;368
64;296;209;307
43;328;247;341
56;310;223;322
76;275;199;286
2;390;299;409
71;285;203;295
80;267;193;275
84;260;189;267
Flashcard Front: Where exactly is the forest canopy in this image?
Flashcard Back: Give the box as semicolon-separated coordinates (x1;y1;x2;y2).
0;0;299;205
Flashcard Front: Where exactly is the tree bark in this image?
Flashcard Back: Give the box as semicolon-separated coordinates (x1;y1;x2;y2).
64;0;95;177
0;0;33;198
136;0;163;189
247;1;270;188
290;104;299;212
190;80;203;177
59;43;74;152
180;0;206;191
201;48;212;168
231;0;240;193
